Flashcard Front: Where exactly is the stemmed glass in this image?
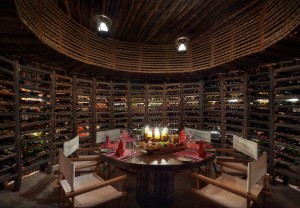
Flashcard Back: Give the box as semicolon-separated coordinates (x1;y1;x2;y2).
186;132;196;154
132;136;140;156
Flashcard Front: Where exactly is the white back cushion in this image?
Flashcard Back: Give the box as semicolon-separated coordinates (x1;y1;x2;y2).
63;135;79;157
247;152;267;193
233;135;258;159
96;129;121;143
59;149;75;191
184;127;211;143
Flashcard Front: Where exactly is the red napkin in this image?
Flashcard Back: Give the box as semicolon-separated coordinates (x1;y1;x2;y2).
198;141;206;158
179;130;185;143
115;140;125;156
203;142;214;149
105;135;111;146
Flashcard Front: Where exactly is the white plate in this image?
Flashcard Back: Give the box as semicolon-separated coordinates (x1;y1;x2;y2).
101;148;112;153
177;157;192;163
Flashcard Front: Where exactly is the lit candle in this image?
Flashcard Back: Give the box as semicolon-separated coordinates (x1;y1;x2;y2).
154;128;160;140
144;126;149;139
161;130;166;137
147;131;152;139
161;129;166;142
162;127;168;136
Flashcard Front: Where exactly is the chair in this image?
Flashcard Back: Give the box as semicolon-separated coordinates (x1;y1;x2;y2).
213;135;258;177
184;127;212;143
96;129;121;144
192;152;271;208
58;149;127;208
96;129;121;178
184;127;214;176
63;135;100;174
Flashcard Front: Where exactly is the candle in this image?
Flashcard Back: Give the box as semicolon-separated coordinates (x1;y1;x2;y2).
154;128;160;140
144;126;150;139
161;127;168;141
162;127;168;136
147;131;152;140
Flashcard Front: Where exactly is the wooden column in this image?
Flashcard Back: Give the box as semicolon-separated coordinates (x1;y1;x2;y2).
13;61;21;191
136;170;174;207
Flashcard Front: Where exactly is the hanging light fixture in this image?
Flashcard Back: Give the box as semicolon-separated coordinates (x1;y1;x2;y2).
175;37;190;53
93;15;112;37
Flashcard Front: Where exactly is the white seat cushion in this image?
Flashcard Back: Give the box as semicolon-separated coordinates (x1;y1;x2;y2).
195;173;263;208
61;173;123;207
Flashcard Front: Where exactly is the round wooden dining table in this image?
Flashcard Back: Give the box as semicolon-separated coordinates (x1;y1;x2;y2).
99;149;215;207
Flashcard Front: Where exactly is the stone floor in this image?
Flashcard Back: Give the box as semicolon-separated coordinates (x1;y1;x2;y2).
0;166;299;208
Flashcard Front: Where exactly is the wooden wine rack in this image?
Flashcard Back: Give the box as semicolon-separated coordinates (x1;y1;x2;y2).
182;82;201;129
19;64;53;176
1;54;300;188
165;83;181;134
129;83;146;135
53;73;74;164
75;77;93;147
95;81;112;131
0;56;19;190
147;84;165;127
203;74;222;147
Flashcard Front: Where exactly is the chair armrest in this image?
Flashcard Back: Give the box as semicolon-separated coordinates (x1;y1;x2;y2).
217;157;251;164
264;174;273;181
75;161;101;170
65;175;127;198
77;147;100;152
214;148;237;153
216;161;247;173
191;173;257;201
70;157;98;162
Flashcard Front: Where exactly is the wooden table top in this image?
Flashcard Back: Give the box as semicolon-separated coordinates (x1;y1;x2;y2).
99;149;216;171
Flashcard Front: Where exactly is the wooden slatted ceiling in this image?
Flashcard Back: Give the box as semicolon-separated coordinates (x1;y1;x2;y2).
0;0;299;82
56;0;258;45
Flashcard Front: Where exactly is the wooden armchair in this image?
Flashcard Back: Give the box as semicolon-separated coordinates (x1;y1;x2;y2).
58;149;127;208
63;135;100;174
184;127;214;176
96;129;121;144
184;127;212;143
96;129;121;178
213;135;258;177
192;152;271;208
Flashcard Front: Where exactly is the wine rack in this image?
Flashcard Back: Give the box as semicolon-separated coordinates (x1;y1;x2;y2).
75;77;93;147
182;82;201;129
129;83;146;135
0;57;18;189
1;54;300;188
165;83;181;134
273;61;300;183
203;74;222;146
95;81;111;131
19;65;52;174
223;71;245;147
53;74;73;163
112;81;129;129
247;66;271;155
147;84;165;127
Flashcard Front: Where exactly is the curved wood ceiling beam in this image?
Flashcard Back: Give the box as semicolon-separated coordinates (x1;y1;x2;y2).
15;0;300;74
